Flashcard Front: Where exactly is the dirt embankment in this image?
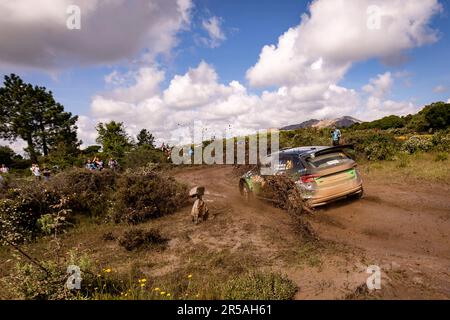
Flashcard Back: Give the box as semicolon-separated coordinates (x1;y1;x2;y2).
174;165;450;299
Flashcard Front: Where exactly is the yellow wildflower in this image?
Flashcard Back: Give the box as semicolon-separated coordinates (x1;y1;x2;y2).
103;268;112;273
160;291;166;295
154;287;160;291
166;293;171;297
187;274;193;279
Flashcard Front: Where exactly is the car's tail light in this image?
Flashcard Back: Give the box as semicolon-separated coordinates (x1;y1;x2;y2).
300;174;319;183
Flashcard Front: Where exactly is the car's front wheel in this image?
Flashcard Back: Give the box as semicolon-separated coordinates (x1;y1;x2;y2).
240;182;253;202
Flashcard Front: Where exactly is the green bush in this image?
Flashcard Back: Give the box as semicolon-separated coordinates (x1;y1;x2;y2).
345;131;399;160
49;168;117;217
0;169;118;244
8;260;72;300
113;170;188;224
222;271;297;300
7;255;126;300
0;185;63;244
280;128;329;149
401;136;433;154
432;130;450;152
123;146;167;169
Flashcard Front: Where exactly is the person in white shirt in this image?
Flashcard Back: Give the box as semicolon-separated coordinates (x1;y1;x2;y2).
0;164;9;174
31;164;41;180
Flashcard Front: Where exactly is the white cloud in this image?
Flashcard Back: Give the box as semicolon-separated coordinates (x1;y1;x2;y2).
80;62;361;147
198;16;226;48
358;72;419;120
433;85;447;93
361;97;417;120
0;139;28;156
362;72;393;98
246;0;441;88
0;0;193;70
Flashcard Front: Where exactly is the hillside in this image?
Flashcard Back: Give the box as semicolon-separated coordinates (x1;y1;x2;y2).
280;116;361;131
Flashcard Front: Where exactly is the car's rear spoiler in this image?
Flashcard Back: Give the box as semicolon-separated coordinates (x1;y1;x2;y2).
301;144;355;159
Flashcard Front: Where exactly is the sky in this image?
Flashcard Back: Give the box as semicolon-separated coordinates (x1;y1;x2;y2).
1;0;450;152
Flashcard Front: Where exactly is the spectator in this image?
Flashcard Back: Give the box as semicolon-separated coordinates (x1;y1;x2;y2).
85;159;96;170
42;166;51;181
31;164;41;181
108;158;118;171
0;164;9;174
95;157;104;171
331;126;342;146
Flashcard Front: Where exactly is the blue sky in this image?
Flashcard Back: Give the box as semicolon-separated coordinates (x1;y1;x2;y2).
0;0;449;149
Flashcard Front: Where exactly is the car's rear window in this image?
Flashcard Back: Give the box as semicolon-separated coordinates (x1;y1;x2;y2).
306;152;350;168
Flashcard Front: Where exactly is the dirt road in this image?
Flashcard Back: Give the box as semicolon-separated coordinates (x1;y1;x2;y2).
175;165;450;299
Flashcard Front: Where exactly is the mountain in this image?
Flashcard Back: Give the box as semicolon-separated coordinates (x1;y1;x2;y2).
279;119;320;131
280;116;361;131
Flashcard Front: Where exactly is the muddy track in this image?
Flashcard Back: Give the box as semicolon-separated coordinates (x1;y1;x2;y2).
175;165;450;299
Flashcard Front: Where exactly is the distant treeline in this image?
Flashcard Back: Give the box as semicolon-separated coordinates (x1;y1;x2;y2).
351;102;450;131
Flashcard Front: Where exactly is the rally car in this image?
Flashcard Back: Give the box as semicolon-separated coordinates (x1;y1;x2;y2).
239;145;363;209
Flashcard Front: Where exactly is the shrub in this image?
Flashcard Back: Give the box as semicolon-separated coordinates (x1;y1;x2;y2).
7;255;126;300
401;135;433;154
101;231;116;241
113;170;188;224
222;271;297;300
345;131;399;160
0;185;62;244
432;130;450;152
118;228;168;251
36;202;71;236
49;168;117;216
123;146;167;169
280;128;329;148
434;152;448;162
8;260;72;300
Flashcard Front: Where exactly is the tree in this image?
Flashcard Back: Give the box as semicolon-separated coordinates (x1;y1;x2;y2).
96;121;132;158
0;74;80;162
424;102;450;130
81;145;102;156
0;145;15;166
136;129;155;148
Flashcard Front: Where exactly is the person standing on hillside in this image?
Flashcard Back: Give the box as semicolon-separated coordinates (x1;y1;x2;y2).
108;158;118;171
0;164;9;174
31;164;41;180
331;126;341;146
42;166;51;181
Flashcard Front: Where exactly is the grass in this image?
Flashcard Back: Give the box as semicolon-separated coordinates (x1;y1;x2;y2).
0;210;298;300
360;152;450;184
